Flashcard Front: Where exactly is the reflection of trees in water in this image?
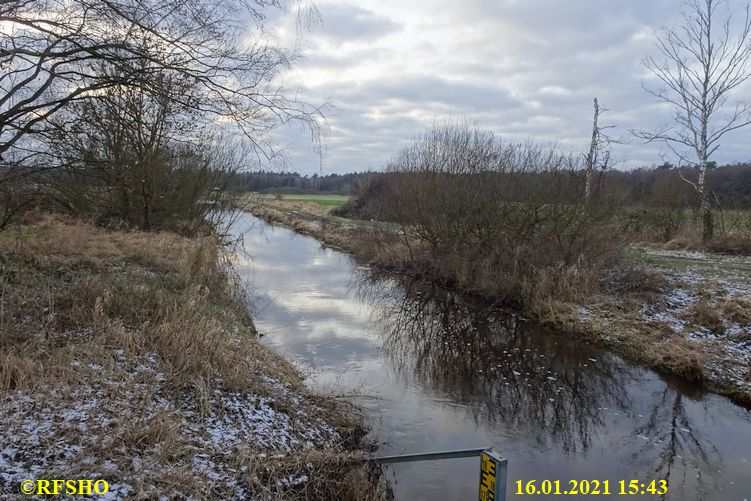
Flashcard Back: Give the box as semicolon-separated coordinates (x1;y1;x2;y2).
350;271;634;453
629;389;720;499
349;270;727;494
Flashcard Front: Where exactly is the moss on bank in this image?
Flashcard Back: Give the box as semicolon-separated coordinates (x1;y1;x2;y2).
0;213;383;499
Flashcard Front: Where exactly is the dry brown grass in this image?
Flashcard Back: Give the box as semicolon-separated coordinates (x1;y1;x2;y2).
533;298;708;382
683;300;725;334
673;297;751;340
661;234;751;255
634;207;751;255
0;214;381;499
250;205;366;254
721;298;751;326
602;266;668;296
267;200;334;217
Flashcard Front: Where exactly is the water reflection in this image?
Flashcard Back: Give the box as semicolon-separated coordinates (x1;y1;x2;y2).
358;275;629;453
629;389;721;499
352;271;736;498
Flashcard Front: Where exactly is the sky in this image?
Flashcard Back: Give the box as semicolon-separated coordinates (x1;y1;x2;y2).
264;0;751;174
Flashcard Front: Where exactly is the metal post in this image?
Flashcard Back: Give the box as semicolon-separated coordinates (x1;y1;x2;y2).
479;449;507;501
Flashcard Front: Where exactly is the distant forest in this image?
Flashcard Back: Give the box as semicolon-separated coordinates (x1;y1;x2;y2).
234;171;372;195
608;162;751;209
236;162;751;208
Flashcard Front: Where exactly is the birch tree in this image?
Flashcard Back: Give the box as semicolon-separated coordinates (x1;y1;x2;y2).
636;0;751;242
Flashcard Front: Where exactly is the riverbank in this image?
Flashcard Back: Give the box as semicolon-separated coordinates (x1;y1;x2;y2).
0;214;380;499
249;204;751;407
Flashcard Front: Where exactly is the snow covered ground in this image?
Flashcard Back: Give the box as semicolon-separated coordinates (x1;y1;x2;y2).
643;249;751;391
0;350;343;499
0;215;372;500
576;247;751;400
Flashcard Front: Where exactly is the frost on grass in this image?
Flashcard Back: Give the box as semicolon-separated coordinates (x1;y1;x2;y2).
0;216;367;499
641;286;696;333
640;249;751;394
0;350;341;499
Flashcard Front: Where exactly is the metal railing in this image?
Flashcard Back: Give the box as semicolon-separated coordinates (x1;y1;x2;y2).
371;447;507;501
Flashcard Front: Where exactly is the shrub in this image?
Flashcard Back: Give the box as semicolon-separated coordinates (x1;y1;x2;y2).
47;78;246;235
347;122;625;306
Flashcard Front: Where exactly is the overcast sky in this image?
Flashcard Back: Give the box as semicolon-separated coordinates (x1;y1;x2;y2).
265;0;751;174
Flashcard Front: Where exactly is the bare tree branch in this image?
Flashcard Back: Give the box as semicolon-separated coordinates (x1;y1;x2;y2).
0;0;324;161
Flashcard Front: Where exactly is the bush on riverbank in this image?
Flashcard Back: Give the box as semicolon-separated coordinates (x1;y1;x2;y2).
341;123;626;307
0;213;382;499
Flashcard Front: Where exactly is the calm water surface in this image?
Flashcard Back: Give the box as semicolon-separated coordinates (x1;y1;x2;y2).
232;213;751;500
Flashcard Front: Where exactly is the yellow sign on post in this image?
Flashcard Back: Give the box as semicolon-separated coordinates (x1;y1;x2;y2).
479;450;507;501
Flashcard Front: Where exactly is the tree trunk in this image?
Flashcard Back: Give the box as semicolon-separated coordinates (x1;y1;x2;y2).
141;177;151;230
585;98;599;202
702;202;713;242
697;159;713;242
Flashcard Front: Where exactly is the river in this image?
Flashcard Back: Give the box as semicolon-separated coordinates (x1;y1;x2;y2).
232;213;751;500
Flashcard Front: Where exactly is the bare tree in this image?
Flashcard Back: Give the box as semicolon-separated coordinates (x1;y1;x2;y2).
358;122;624;305
635;0;751;242
0;0;322;229
0;0;323;160
584;97;615;201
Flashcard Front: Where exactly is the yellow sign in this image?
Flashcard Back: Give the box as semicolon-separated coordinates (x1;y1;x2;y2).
479;452;497;501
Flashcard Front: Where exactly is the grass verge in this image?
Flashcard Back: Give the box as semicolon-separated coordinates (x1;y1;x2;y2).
248;194;349;212
0;213;384;499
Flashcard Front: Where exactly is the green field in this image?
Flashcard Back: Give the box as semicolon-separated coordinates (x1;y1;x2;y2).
255;193;349;208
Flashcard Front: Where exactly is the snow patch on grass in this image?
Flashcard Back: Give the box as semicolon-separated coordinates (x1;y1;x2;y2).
0;349;342;498
636;250;751;395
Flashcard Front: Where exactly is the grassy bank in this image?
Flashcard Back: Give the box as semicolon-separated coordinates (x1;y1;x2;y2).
0;214;382;499
535;250;751;405
263;194;348;207
248;204;751;407
250;194;349;214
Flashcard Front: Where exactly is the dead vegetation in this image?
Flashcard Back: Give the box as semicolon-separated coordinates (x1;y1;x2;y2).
683;300;725;334
249;205;369;255
337;123;626;309
262;199;336;217
530;265;709;383
0;213;384;499
722;298;751;327
561;250;751;404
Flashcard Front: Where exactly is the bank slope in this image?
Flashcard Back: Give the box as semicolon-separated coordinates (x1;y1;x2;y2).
0;214;380;499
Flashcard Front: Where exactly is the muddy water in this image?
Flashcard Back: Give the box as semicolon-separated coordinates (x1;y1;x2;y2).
233;213;751;500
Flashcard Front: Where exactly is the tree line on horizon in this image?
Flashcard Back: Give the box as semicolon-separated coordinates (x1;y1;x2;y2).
236;163;751;209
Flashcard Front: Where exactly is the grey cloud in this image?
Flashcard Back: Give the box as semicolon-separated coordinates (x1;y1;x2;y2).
307;74;523;115
270;0;749;174
361;75;522;112
316;3;398;41
298;47;395;70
